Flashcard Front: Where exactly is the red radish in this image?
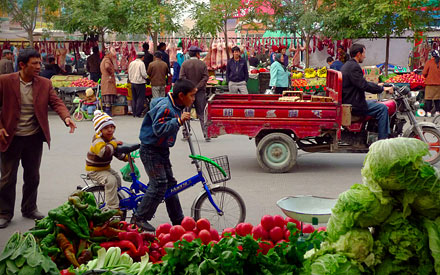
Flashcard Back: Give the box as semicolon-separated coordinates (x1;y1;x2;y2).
150;250;162;261
317;226;327;232
302;224;315;233
273;215;285;228
235;223;244;236
181;217;196;231
149;255;157;263
210;228;220;241
241;223;253;236
181;232;196;242
261;215;275;231
163;241;174;248
284;230;291;241
258;240;274;255
169;225;186;241
159;233;171;246
295;221;303;231
158;233;165;242
156;223;172;235
285;217;300;228
269;226;284;242
198;229;212;245
150;242;160;251
238;245;243;251
251;225;264;240
196;218;211;231
209;240;218;247
276;239;287;246
222;227;235;238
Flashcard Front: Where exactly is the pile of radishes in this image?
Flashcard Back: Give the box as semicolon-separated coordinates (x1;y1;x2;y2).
152;215;326;260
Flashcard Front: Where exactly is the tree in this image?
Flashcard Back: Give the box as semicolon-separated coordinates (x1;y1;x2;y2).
53;0;127;49
190;0;245;60
125;0;182;52
246;0;323;68
321;0;436;75
0;0;58;43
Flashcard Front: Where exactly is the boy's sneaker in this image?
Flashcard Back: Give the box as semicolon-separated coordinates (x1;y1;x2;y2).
135;219;155;232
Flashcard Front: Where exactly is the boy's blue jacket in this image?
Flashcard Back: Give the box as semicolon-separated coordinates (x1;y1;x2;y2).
139;93;183;147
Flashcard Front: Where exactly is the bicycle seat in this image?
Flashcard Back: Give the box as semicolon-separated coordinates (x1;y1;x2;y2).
116;143;140;154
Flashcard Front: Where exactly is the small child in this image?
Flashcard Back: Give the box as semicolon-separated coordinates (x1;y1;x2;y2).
86;110;127;213
134;78;196;231
82;88;98;116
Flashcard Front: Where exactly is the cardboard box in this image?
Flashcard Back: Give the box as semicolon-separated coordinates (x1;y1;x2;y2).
362;66;380;83
112;105;127;116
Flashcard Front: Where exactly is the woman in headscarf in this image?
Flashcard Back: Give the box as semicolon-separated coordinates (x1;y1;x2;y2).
172;50;185;84
270;53;291;94
423;49;440;117
100;47;118;115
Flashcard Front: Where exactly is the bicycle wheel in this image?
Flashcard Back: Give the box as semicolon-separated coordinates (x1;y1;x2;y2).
82;185;128;221
73;110;84;122
193;186;246;232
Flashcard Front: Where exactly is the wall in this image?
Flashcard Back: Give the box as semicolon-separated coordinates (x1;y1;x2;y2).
307;38;414;68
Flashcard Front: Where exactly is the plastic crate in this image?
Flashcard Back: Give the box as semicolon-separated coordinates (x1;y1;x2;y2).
205;155;231;184
247;78;259;94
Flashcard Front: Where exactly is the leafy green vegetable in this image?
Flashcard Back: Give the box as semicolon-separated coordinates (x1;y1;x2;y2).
374;211;433;274
333;229;373;263
362;138;440;203
306;253;362;275
423;217;440;274
326;184;392;241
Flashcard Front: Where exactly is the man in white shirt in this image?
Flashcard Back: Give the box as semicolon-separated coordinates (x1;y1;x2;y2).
128;52;148;117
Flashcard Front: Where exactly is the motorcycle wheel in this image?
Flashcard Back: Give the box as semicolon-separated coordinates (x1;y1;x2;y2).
408;126;440;164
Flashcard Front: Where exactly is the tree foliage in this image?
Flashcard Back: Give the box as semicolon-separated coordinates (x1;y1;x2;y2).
54;0;127;43
246;0;324;67
125;0;182;51
0;0;58;43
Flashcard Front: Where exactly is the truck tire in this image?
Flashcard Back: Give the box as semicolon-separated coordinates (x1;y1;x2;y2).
256;132;297;173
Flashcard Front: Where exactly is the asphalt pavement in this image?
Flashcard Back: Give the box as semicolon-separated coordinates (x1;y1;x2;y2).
0;112;401;250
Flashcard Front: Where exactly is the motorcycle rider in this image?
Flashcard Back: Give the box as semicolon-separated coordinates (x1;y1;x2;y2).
341;43;393;140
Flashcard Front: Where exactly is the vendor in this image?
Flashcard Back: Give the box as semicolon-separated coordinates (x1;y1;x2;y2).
40;56;62;79
270;53;290;94
422;50;440;117
249;52;260;68
226;46;249;94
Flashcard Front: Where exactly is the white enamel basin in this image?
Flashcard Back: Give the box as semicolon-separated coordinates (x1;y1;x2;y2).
277;196;337;224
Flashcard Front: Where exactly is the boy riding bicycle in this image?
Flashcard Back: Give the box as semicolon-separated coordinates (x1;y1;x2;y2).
134;78;196;232
86;110;128;215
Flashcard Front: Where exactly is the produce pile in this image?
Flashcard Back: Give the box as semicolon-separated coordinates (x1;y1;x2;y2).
206;76;226;86
68;78;98;87
385;72;425;84
304;138;440;274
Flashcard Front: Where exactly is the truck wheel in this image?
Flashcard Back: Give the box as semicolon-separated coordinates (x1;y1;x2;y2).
256;133;297;173
408;126;440;164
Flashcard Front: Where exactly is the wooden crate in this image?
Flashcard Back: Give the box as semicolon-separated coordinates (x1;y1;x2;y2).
112;105;127;116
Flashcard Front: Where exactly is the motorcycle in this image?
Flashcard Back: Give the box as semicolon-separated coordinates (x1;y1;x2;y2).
339;84;440;164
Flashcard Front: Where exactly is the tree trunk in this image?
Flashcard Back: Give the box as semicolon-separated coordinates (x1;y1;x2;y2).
100;32;105;54
305;35;311;68
385;34;390;77
224;19;230;60
152;32;158;52
27;29;34;44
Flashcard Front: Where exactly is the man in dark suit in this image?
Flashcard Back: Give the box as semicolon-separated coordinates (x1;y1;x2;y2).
0;48;76;228
341;43;393;140
179;46;209;141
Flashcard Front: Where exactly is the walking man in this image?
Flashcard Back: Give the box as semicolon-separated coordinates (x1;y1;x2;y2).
87;46;101;82
147;52;169;98
0;48;76;228
179;46;210;141
158;42;170;69
226;46;249;94
128;52;148;117
0;49;14;75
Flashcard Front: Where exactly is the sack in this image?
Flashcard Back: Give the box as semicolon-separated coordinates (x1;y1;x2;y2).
120;162;141;182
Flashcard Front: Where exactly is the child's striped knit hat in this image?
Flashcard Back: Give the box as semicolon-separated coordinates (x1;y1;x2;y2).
93;110;115;134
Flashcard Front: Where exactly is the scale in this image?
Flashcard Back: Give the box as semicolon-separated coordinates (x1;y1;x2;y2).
277;196;337;235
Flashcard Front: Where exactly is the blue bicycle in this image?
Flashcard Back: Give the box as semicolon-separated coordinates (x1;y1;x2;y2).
79;124;246;231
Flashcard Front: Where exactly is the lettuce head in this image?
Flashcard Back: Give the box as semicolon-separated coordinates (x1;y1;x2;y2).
307;253;362;275
333;229;374;262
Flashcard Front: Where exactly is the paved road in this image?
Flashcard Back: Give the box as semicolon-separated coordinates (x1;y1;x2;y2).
0;113;376;250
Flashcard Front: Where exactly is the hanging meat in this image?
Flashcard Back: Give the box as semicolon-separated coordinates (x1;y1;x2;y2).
216;39;223;70
211;39;218;70
56;45;68;70
169;39;177;64
221;40;228;69
204;39;213;70
130;42;137;62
